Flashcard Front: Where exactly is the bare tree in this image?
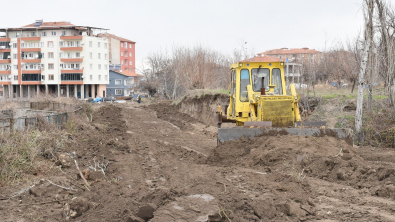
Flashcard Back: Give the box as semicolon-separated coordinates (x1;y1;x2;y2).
356;0;374;144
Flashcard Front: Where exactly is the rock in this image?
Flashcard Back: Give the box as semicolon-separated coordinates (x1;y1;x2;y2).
276;202;307;217
337;170;346;180
58;153;72;168
208;212;222;222
88;170;105;181
125;216;145;222
69;197;91;217
136;205;155;221
29;185;44;197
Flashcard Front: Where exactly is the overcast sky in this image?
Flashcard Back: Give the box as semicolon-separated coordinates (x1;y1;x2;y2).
3;0;363;72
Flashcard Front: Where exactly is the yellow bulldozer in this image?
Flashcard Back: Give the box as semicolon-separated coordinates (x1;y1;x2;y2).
217;56;353;144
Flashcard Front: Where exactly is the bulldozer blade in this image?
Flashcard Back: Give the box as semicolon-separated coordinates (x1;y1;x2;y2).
218;128;353;145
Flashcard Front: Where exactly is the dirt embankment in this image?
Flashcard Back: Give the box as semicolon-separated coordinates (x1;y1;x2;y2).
176;93;229;126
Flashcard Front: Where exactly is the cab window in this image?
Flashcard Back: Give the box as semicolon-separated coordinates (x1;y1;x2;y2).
240;69;250;102
230;69;236;94
251;68;270;92
272;68;283;95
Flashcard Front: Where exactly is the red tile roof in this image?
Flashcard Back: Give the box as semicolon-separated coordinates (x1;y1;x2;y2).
111;70;143;77
23;21;75;28
240;55;284;63
258;48;321;55
98;33;135;43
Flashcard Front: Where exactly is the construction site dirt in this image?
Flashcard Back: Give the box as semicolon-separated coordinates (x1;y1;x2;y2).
1;98;395;222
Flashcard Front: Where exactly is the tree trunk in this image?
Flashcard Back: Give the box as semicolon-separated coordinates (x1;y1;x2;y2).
356;0;374;145
351;78;356;93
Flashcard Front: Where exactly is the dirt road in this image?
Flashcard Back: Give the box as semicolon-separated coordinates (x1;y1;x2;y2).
1;101;395;221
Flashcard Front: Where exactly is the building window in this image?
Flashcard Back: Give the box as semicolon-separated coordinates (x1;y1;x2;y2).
90;64;93;70
13;54;17;59
98;75;101;80
51;31;56;36
76;52;80;58
62;31;66;36
105;75;108;80
98;42;101;47
115;79;122;85
49;74;54;80
14;75;18;80
121;52;123;56
89;41;92;47
121;60;123;64
90;75;93;80
98;53;101;59
14;65;18;70
42;75;45;80
48;52;54;58
115;89;122;95
104;43;107;49
105;54;107;59
98;64;101;69
41;31;46;37
130;61;132;65
40;42;44;48
129;44;132;49
48;64;54;70
89;52;92;59
41;53;44;58
121;43;123;48
48;41;53;48
60;41;63;47
129;52;132;57
125;43;128;48
12;43;17;48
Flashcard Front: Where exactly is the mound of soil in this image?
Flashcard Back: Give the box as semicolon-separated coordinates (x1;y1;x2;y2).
208;134;395;201
176;93;229;126
147;101;198;130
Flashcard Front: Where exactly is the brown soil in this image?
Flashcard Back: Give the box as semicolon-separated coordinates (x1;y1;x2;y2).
1;96;395;221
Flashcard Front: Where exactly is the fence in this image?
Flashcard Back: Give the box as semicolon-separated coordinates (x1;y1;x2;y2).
0;106;83;132
30;101;75;111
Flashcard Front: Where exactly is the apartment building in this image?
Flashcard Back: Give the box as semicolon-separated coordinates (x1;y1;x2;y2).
0;20;110;98
98;33;136;72
257;48;321;84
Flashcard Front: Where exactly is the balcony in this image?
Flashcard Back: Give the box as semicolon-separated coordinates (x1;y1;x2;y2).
0;38;10;41
0;70;11;74
21;37;41;41
0;59;11;64
61;69;83;73
61;73;83;85
21;48;41;52
22;59;41;63
60;47;83;51
60;36;83;40
22;69;41;74
22;73;41;84
0;48;11;53
0;80;11;85
61;58;83;62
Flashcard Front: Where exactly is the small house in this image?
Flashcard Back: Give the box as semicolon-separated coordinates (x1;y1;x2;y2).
107;70;143;97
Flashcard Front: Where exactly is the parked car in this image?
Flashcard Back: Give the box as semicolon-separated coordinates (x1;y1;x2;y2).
102;96;116;102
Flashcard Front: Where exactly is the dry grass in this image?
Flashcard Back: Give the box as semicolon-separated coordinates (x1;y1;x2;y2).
0;104;90;186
